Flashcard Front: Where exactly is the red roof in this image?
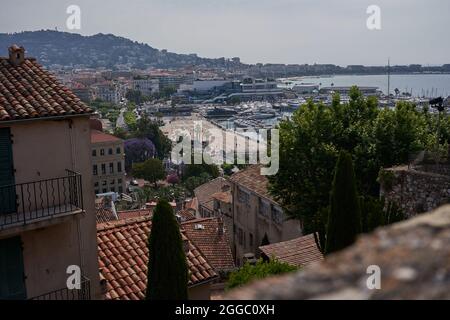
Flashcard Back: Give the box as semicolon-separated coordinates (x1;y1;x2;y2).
91;129;122;143
259;234;324;268
228;165;275;202
117;209;152;220
182;217;235;272
97;216;217;300
0;49;92;122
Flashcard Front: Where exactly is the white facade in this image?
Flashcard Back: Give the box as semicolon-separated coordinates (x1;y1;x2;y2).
132;78;160;96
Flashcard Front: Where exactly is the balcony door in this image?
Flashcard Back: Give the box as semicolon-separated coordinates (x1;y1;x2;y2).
0;127;16;214
0;236;27;299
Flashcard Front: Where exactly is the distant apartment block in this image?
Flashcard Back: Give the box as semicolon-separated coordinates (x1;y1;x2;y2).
0;45;100;299
91;129;126;195
132;77;159;96
92;82;121;103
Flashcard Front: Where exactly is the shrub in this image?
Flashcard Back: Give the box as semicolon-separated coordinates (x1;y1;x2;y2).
226;259;297;290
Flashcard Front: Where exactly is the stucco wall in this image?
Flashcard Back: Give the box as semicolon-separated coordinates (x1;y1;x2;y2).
91;139;126;194
230;183;302;266
0;116;100;299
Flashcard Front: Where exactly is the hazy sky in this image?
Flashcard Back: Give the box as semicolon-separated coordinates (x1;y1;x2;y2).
1;0;449;66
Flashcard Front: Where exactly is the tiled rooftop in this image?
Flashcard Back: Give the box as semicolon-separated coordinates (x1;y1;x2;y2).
0;46;92;122
259;234;323;268
117;209;152;220
91;129;122;143
95;206;117;224
194;177;229;211
182;217;235;272
97;216;217;300
176;209;196;222
228;165;275;202
211;191;232;204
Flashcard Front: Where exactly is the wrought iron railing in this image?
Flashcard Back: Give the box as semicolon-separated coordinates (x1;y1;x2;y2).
30;276;91;300
0;170;83;228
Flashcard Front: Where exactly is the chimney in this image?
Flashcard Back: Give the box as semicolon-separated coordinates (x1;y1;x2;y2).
8;45;25;66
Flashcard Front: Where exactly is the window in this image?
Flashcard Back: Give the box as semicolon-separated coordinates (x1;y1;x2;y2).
249;233;254;247
271;205;284;225
110;187;115;192
94;182;99;187
110;179;115;185
92;149;97;157
100;149;105;156
102;180;107;186
101;164;106;175
117;162;122;173
116;147;121;154
109;163;114;174
108;148;113;155
93;165;98;176
94;189;99;194
118;178;122;184
259;198;270;217
102;188;107;193
237;187;250;204
118;186;123;193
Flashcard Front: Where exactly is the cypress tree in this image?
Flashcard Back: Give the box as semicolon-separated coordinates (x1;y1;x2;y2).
146;200;188;300
325;151;361;254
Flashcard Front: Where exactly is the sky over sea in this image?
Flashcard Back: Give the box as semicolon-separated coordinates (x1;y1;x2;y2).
1;0;449;66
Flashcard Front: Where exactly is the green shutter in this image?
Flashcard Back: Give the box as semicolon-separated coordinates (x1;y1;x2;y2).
0;127;16;214
0;236;27;299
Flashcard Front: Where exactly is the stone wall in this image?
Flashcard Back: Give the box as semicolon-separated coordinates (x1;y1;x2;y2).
225;205;450;300
379;165;450;217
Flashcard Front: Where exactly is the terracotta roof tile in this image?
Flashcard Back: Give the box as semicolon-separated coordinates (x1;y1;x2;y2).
259;234;324;268
97;216;217;300
117;209;152;220
228;165;275;202
91;129;122;144
176;209;196;222
194;178;230;211
0;52;92;122
182;217;235;272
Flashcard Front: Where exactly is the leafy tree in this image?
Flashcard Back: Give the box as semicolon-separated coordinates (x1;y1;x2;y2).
183;172;211;195
226;259;297;290
325;151;361;254
124;137;156;171
360;196;405;233
132;158;166;188
146;200;188;300
167;173;180;185
132;115;172;159
183;163;219;181
269;87;448;238
113;127;129;140
222;163;235;176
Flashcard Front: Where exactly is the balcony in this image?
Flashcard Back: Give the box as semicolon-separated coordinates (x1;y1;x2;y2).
30;276;91;300
0;170;84;234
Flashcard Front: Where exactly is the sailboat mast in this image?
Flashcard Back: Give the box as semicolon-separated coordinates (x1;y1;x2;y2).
387;58;390;98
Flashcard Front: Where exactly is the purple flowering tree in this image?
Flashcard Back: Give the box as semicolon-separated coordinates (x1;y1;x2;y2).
124;137;156;172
